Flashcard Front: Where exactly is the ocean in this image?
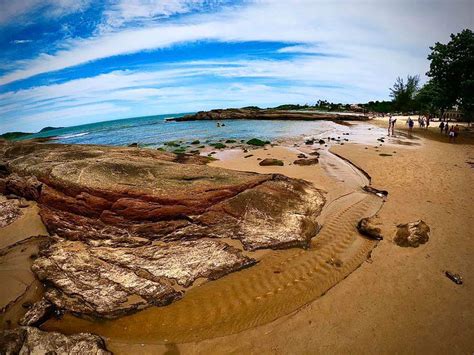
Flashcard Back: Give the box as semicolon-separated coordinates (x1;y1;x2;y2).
20;113;386;147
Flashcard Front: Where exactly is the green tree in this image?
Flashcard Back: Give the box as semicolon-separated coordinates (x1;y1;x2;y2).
390;75;419;112
414;80;443;115
426;29;474;122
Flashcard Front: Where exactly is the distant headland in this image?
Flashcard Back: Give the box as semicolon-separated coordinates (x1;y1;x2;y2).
168;106;369;122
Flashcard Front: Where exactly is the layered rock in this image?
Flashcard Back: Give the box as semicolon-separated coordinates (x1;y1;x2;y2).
0;326;110;354
0;140;325;318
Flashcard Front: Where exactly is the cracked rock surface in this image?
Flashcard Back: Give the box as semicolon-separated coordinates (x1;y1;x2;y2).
0;200;22;228
0;326;110;354
0;140;324;319
32;238;254;318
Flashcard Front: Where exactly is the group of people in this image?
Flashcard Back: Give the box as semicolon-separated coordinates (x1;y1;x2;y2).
417;116;430;128
439;121;460;143
387;116;461;143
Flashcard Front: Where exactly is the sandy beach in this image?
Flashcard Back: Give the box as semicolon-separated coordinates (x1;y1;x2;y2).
1;119;473;354
110;120;474;354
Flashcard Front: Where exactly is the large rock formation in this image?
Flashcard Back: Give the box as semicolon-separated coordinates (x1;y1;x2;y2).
0;140;325;319
169;108;369;122
0;326;110;354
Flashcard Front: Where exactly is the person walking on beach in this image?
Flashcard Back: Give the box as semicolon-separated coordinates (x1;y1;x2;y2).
426;116;430;129
408;117;414;132
391;117;397;136
449;126;455;142
439;121;445;133
388;116;393;135
444;122;449;135
454;124;460;141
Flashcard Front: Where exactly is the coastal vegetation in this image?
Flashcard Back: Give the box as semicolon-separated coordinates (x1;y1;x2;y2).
387;29;473;121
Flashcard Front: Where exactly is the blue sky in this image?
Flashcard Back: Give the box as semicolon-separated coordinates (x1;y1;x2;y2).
0;0;472;133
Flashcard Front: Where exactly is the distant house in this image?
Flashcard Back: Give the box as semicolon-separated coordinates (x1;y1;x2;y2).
442;106;463;121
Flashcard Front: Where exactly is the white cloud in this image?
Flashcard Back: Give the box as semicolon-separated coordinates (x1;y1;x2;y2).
2;0;472;86
0;46;428;133
99;0;209;31
0;0;92;25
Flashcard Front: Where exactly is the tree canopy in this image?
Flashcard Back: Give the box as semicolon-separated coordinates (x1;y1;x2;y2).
426;29;474;120
389;75;419;112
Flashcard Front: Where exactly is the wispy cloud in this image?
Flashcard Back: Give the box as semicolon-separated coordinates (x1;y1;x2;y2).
11;39;34;44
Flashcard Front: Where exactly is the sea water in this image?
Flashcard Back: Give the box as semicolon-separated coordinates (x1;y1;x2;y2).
20;113;388;147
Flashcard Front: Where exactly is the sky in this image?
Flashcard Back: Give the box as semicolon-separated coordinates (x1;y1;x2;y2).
0;0;472;133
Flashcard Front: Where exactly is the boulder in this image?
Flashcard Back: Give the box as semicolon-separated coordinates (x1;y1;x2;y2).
259;158;284;166
357;216;383;240
0;327;110;354
394;220;430;247
128;143;138;147
318;139;325;144
293;158;319;166
19;298;53;326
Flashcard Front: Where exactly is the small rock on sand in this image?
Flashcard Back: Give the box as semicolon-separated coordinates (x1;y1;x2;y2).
293;158;319;166
259;158;284;166
0;200;22;227
394;220;430;247
357;216;383;240
19;298;53;326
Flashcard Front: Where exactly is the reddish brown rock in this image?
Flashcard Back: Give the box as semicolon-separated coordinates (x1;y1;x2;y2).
1;140;325;319
4;174;42;201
